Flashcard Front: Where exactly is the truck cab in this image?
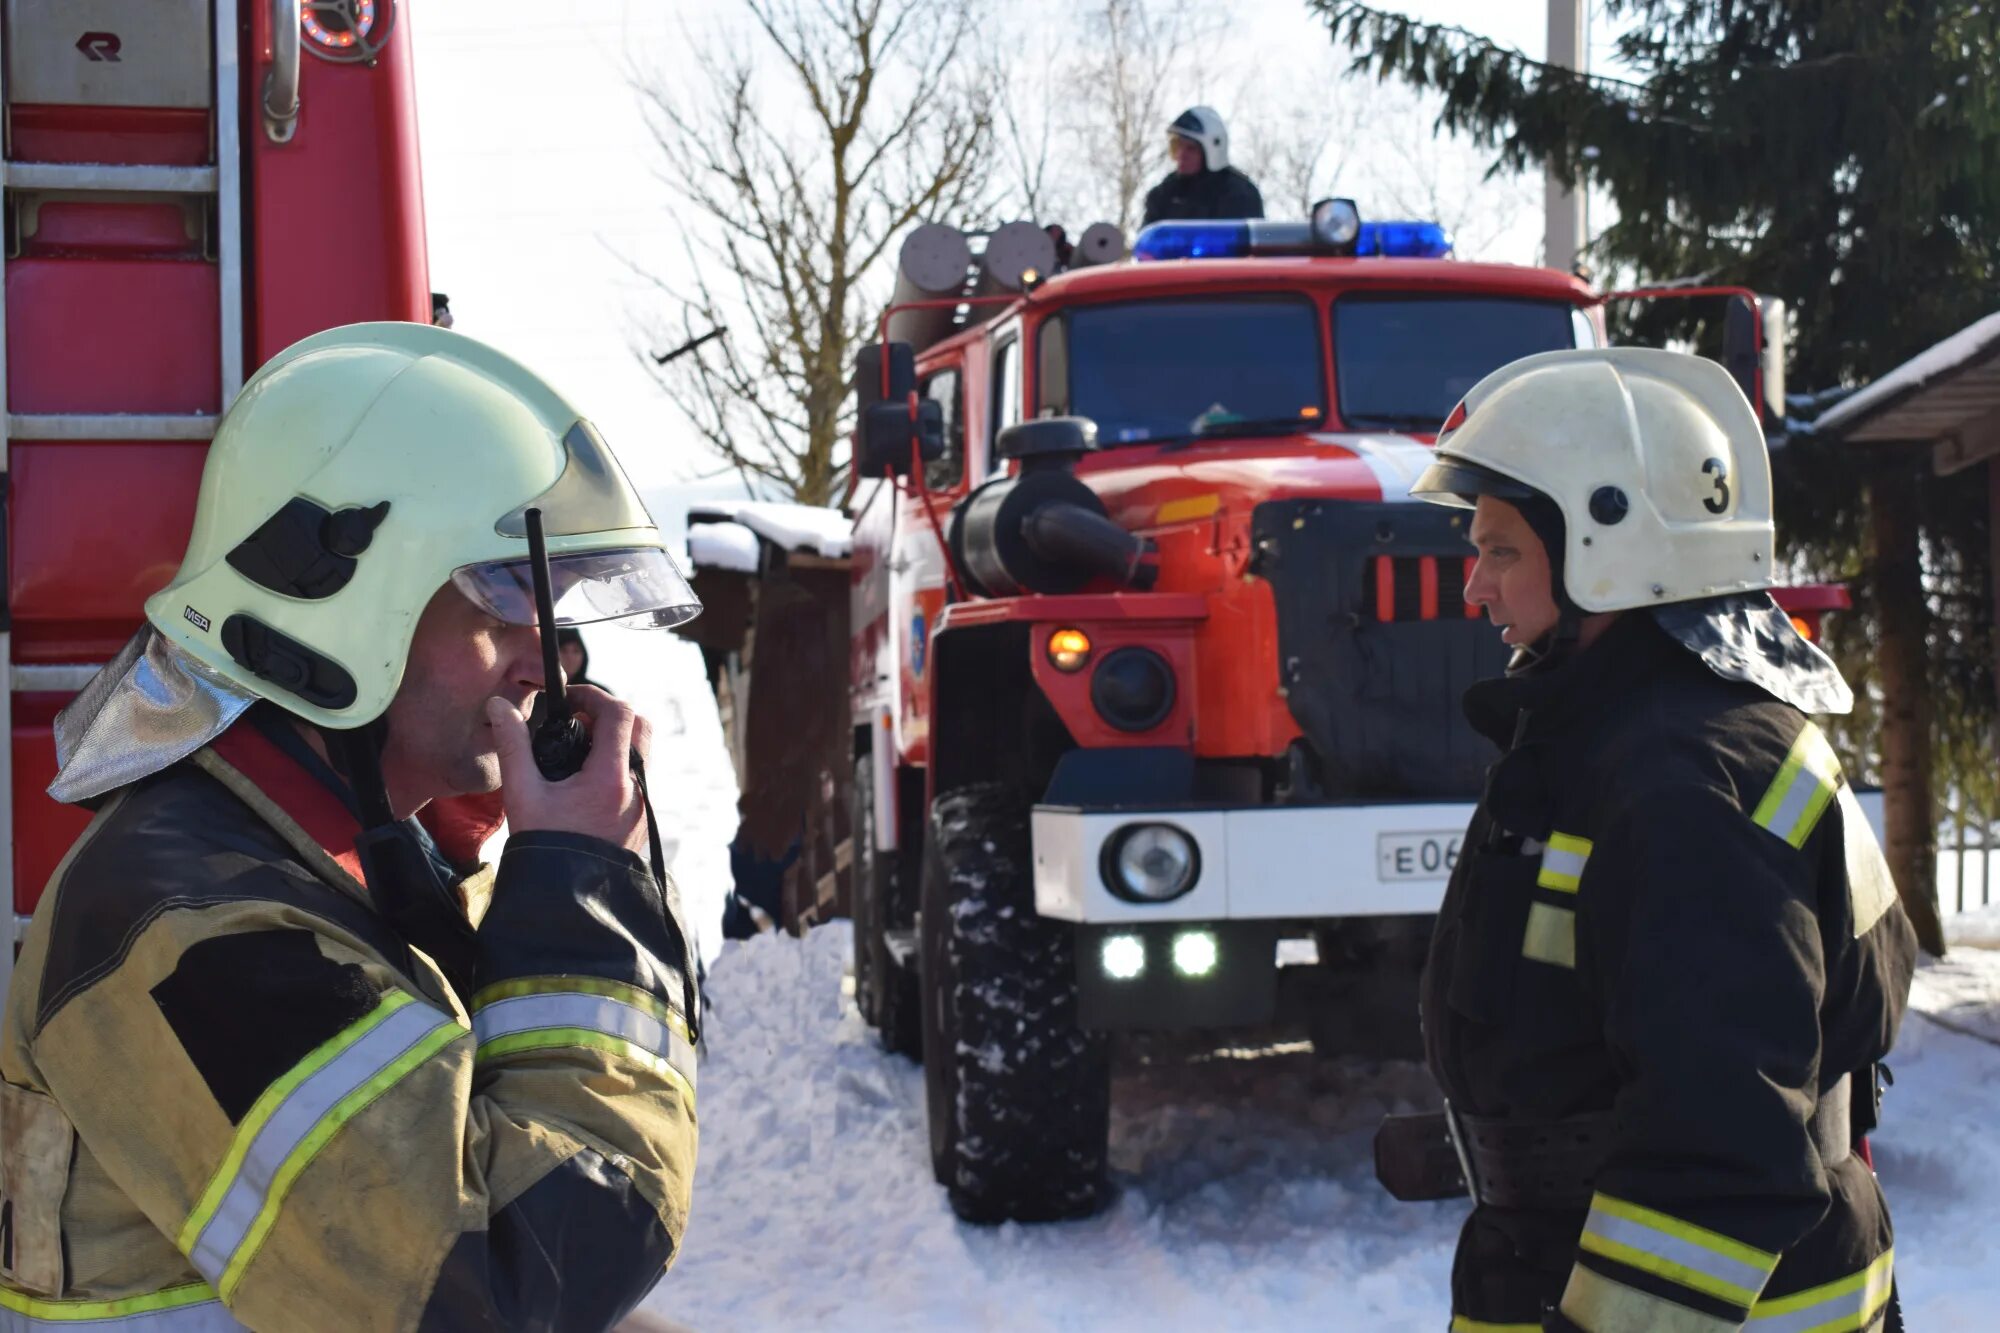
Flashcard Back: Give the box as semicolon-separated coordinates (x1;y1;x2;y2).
842;210;1790;1225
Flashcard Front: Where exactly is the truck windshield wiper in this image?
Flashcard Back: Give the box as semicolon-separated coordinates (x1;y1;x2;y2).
1157;416;1323;450
1345;412;1446;433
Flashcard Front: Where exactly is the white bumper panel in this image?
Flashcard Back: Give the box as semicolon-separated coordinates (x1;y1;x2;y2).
1031;802;1479;924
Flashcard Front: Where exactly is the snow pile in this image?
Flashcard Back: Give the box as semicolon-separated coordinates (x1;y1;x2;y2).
635;924;2000;1331
685;521;761;574
688;500;853;559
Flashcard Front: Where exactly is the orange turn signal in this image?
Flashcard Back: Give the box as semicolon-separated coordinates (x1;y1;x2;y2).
1048;628;1093;672
1790;615;1816;642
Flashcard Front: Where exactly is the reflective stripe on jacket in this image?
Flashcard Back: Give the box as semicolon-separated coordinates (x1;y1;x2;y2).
0;720;697;1332
1427;611;1915;1333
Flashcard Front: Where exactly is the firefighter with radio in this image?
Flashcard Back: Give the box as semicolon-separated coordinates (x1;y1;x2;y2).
1405;348;1915;1333
0;324;703;1331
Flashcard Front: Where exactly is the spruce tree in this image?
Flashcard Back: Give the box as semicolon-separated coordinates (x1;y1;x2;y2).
1316;1;2000;944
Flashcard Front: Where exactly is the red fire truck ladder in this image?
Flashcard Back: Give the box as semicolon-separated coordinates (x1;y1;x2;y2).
0;0;274;992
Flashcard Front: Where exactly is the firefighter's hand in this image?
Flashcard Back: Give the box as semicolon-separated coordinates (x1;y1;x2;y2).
486;687;654;857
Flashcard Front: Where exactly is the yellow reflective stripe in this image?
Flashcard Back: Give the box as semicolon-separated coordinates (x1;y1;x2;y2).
477;1027;696;1103
1522;902;1577;968
1560;1263;1741;1333
1752;723;1842;849
469;974;689;1042
216;1018;463;1301
1582;1192;1777;1308
1450;1318;1543;1332
177;991;420;1254
1748;1249;1894;1333
0;1282;222;1321
1538;832;1593;892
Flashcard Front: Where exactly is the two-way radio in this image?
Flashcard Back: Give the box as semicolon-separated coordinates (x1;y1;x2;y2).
524;506;591;780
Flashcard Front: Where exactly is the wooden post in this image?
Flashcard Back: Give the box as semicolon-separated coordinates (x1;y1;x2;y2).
1870;467;1947;954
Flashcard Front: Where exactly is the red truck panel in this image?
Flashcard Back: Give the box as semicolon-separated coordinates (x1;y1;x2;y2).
8;106;210;167
10;442;206;662
12;693;91;914
6;258;219;414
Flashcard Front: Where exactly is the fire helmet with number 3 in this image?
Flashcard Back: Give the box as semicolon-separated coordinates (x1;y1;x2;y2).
1411;347;1774;611
50;322;702;804
1410;347;1851;715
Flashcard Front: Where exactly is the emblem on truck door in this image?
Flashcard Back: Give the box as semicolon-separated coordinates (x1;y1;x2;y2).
74;32;121;62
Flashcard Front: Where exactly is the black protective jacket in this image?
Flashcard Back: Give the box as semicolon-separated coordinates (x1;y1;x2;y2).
0;718;697;1331
1426;612;1915;1332
1141;167;1265;224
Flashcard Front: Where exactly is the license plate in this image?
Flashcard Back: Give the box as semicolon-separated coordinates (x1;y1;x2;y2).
1377;831;1462;882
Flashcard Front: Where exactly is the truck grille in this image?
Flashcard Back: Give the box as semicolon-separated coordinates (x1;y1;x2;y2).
1363;555;1479;623
1251;501;1509;801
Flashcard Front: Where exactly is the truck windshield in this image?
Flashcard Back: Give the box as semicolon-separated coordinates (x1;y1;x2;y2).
1333;295;1585;433
1063;296;1324;446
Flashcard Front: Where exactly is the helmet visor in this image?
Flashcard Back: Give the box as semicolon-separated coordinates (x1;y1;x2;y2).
450;546;701;630
1409;455;1544;509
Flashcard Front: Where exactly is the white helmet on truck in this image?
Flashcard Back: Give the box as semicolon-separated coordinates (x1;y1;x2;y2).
1168;106;1230;171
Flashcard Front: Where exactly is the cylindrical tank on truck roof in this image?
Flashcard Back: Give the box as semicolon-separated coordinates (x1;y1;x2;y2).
886;223;973;352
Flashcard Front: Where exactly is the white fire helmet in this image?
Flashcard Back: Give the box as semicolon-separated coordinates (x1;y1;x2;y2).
1411;347;1776;613
1168;106;1230;171
50;323;704;804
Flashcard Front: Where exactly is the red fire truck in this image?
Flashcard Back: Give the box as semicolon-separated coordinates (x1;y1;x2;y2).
837;205;1830;1224
0;0;427;996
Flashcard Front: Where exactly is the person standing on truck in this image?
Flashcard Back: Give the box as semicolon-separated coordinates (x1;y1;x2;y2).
0;323;703;1331
1141;106;1264;225
1408;348;1915;1333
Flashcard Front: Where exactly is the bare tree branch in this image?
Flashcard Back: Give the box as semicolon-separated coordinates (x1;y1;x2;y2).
628;0;992;505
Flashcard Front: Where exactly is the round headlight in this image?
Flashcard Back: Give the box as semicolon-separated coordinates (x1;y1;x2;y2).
1102;822;1200;903
1091;646;1175;733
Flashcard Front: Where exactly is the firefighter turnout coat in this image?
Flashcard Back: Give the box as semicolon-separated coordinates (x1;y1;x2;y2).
1426;611;1916;1333
0;716;697;1331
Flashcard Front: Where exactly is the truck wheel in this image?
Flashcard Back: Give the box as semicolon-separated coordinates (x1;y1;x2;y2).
919;783;1110;1223
851;755;921;1059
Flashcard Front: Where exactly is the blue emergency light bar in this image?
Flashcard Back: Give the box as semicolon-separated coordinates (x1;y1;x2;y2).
1132;216;1454;262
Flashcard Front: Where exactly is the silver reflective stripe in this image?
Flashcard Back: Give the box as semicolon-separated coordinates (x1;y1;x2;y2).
1580;1194;1776;1308
0;1287;246;1331
1752;724;1841;849
473;992;696;1091
185;1000;453;1286
1747;1250;1895;1333
1537;833;1592;892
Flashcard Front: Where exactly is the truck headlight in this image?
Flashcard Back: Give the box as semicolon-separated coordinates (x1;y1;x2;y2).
1101;822;1200;903
1091;646;1175;732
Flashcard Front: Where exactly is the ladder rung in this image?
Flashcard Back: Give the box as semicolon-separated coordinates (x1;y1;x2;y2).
3;162;218;194
11;664;104;693
9;414;217;441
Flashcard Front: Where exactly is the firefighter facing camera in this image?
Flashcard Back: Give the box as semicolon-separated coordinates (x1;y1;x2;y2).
0;324;704;1329
1398;348;1915;1332
1142;105;1265;225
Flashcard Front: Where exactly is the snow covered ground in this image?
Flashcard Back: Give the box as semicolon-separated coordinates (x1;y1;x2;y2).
637;927;2000;1331
602;633;2000;1331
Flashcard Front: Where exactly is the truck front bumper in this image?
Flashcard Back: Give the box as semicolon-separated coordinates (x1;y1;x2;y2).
1031;800;1478;924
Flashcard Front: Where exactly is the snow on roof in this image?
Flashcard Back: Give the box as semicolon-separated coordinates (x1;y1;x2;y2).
688;500;853;559
685;520;762;574
1815;310;2000;440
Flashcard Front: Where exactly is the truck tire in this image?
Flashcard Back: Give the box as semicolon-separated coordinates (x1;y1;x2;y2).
919;783;1110;1223
851;755;921;1059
